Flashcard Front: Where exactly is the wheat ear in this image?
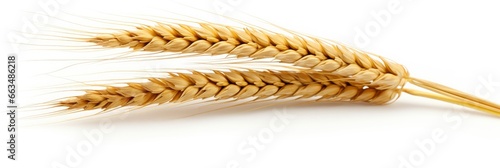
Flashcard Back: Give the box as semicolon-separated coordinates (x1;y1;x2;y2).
59;70;399;111
88;23;408;90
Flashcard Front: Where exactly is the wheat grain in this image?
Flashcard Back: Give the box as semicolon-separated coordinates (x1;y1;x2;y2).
59;70;399;111
87;23;408;90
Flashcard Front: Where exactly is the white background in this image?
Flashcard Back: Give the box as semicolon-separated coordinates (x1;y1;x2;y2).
1;0;500;167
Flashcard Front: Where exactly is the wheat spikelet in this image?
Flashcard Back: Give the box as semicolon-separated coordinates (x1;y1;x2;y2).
87;23;408;90
59;70;399;111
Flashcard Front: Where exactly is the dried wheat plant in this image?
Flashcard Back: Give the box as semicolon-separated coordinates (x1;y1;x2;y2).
30;15;500;118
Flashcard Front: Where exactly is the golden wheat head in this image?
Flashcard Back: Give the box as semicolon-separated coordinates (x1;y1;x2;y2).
39;20;500;117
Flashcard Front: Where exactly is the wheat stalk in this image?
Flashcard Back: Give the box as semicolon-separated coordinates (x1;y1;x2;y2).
59;70;399;111
44;21;500;117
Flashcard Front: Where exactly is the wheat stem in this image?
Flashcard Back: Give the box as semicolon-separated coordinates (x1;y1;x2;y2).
404;77;500;116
